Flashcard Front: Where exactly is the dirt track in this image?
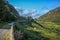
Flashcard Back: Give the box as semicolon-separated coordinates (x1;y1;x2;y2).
0;29;8;40
0;22;14;40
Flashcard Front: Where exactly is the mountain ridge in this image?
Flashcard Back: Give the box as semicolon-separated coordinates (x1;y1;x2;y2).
38;7;60;23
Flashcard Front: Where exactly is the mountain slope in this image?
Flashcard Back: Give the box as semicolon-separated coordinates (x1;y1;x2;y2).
14;19;60;40
0;0;20;22
34;7;60;40
38;7;60;23
13;7;60;40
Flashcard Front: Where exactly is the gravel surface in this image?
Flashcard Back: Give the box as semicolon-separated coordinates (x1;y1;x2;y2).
0;22;14;40
0;29;8;40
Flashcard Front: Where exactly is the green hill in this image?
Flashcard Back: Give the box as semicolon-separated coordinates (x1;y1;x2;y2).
35;7;60;40
38;7;60;23
14;19;60;40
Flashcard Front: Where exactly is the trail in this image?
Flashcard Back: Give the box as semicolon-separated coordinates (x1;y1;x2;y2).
0;22;14;40
0;29;7;40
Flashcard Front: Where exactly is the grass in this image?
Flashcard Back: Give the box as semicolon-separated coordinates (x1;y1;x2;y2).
14;20;60;40
4;29;11;40
0;22;8;28
36;21;60;40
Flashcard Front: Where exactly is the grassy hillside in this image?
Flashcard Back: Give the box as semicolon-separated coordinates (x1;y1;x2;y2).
14;20;60;40
36;7;60;40
14;7;60;40
38;7;60;23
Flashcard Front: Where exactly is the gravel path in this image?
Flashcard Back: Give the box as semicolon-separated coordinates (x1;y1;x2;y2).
0;29;8;40
0;22;14;40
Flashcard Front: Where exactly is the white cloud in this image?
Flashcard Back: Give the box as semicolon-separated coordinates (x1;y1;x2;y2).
23;9;37;16
32;13;36;16
42;10;49;13
31;9;37;13
15;7;18;9
23;10;30;14
15;7;45;18
14;6;20;9
15;7;49;18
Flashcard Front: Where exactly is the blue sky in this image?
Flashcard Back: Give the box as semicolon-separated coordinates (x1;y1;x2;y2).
8;0;60;18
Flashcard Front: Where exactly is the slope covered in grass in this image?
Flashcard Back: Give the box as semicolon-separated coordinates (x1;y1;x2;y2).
34;7;60;40
38;7;60;23
14;7;60;40
36;20;60;40
14;19;60;40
